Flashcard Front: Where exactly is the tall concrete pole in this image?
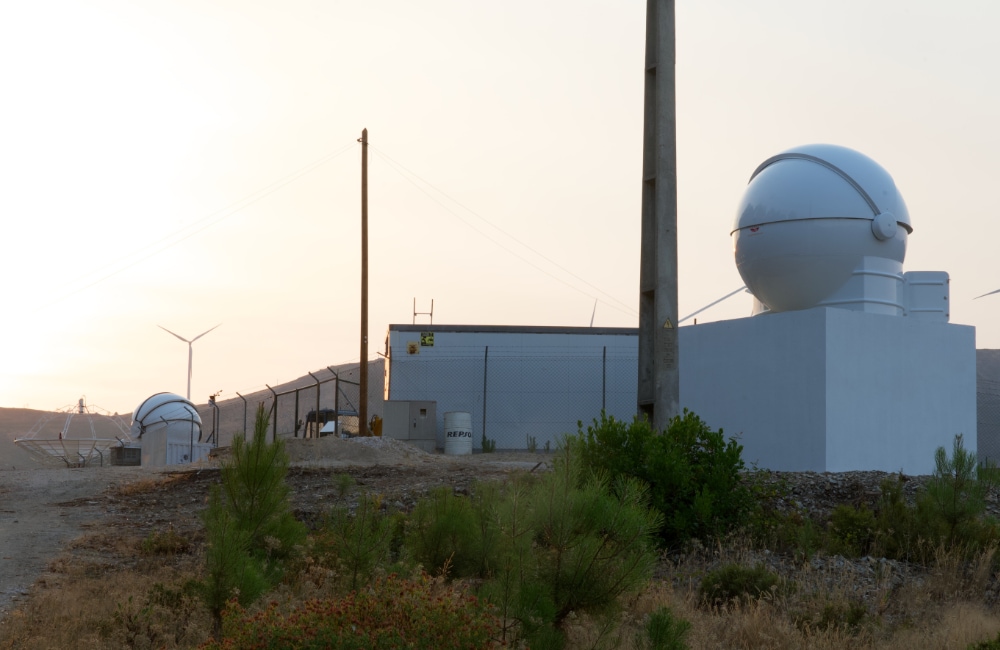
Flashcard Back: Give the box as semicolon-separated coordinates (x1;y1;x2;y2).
638;0;679;432
359;128;369;435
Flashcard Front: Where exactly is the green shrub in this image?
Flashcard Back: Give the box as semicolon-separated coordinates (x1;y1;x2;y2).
642;606;691;650
699;564;783;607
970;631;1000;649
871;438;999;563
482;432;496;453
196;404;307;634
318;493;395;590
140;526;191;555
524;447;663;628
817;600;868;630
874;473;922;561
217;405;307;563
916;434;998;552
793;598;868;634
203;572;501;649
573;410;752;547
828;505;877;557
405;486;479;577
793;517;825;562
402;444;662;648
198;484;271;632
332;473;355;498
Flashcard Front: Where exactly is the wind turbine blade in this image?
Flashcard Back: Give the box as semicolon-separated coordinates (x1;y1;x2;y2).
590;300;597;327
158;325;191;343
974;289;1000;300
190;323;222;343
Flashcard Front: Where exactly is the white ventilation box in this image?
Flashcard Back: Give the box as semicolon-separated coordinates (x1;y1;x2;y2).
383;400;437;452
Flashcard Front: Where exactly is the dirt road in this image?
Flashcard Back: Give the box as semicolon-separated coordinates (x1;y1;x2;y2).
0;465;154;616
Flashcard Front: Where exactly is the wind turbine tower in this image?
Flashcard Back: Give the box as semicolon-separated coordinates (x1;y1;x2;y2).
158;324;221;401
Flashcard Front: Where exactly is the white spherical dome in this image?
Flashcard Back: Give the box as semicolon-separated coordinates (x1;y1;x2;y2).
732;144;911;315
130;392;202;440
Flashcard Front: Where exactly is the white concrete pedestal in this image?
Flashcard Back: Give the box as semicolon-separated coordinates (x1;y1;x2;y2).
679;308;976;474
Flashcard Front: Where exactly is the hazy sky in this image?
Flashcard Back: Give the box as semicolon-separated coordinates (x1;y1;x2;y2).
2;1;998;415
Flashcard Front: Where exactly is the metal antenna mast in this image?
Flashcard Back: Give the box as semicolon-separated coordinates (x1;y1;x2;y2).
413;298;434;324
158;324;221;401
638;0;679;431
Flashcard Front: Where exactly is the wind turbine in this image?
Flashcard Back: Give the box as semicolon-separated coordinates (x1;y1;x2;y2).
158;324;221;401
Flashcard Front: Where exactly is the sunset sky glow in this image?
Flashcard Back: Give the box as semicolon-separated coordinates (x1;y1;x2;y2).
2;0;998;414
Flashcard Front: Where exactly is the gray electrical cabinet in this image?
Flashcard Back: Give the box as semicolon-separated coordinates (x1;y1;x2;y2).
383;400;437;452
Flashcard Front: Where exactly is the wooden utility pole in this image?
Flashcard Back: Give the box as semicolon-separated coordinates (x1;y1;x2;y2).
638;0;679;432
359;128;369;435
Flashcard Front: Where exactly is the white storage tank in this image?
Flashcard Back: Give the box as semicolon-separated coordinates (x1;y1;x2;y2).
444;411;473;455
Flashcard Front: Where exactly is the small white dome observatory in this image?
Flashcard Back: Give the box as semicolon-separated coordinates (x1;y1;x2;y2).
732;144;945;319
131;392;202;439
132;393;211;466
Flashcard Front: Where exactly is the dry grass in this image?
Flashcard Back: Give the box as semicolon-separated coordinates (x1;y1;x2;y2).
557;581;1000;649
8;529;1000;649
550;541;1000;650
0;531;211;650
112;472;190;497
6;468;1000;649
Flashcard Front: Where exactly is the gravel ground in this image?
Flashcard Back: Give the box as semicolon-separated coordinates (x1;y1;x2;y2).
5;437;998;625
0;437;551;619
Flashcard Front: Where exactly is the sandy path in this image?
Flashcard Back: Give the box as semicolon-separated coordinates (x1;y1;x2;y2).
0;465;152;617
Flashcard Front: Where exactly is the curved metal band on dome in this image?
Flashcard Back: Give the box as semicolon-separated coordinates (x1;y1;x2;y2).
749;153;882;217
135;396;197;425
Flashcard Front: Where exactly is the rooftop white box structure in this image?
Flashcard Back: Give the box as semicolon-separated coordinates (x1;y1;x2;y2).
679;308;976;474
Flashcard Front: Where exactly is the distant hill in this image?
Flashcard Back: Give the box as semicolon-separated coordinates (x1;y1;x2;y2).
0;408;49;467
190;359;385;448
0;360;387;466
0;407;129;468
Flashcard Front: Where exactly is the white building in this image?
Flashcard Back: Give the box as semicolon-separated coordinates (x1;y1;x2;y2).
384;325;637;451
384;145;980;475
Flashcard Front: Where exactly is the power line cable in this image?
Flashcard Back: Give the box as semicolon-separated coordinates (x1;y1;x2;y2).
30;142;358;313
369;145;638;318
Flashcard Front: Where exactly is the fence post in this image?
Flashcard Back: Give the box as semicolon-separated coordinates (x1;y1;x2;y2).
326;366;343;434
236;392;248;437
210;397;220;447
266;384;278;442
293;388;300;438
482;346;489;447
309;371;323;438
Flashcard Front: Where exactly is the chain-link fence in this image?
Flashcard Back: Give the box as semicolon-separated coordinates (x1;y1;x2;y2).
386;346;638;451
197;360;385;448
978;379;1000;466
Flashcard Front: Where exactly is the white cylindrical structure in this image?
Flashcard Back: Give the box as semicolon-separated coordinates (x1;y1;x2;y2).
443;411;473;455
